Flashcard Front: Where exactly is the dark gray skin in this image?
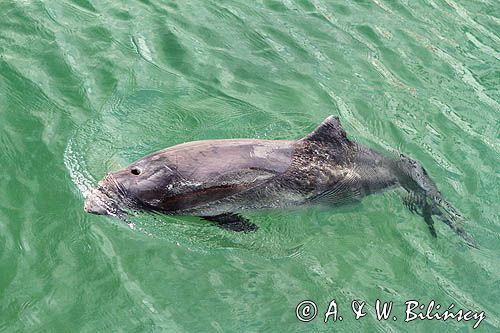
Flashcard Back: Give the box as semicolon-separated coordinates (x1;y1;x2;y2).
84;116;478;247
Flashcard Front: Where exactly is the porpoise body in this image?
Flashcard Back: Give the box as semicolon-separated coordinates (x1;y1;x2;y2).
84;116;477;247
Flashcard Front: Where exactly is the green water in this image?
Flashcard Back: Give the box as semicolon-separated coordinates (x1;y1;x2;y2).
1;0;499;332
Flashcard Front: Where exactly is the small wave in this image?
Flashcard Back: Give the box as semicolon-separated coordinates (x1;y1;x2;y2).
64;136;95;199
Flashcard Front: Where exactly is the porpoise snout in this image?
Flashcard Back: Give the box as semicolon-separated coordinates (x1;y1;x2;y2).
84;190;110;215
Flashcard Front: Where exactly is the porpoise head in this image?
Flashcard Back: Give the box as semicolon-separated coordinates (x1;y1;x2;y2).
84;154;178;216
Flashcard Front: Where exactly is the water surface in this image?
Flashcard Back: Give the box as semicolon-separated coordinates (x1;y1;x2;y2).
0;0;499;331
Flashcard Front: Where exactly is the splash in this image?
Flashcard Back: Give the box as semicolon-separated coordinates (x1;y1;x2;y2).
64;136;95;199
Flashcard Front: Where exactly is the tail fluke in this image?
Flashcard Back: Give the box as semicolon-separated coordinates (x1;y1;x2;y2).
396;154;479;249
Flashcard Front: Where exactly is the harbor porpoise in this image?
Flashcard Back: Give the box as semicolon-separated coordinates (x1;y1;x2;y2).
84;116;477;247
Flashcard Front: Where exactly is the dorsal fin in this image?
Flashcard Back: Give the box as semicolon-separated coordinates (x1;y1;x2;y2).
301;116;349;144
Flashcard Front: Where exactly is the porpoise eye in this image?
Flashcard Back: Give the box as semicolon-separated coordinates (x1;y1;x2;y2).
131;168;141;175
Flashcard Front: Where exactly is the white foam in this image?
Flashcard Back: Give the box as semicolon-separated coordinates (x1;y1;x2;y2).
63;137;96;199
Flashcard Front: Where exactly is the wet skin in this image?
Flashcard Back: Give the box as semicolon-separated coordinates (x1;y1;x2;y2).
85;116;478;247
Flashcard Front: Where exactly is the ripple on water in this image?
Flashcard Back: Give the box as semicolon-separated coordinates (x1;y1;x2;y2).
51;0;500;330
